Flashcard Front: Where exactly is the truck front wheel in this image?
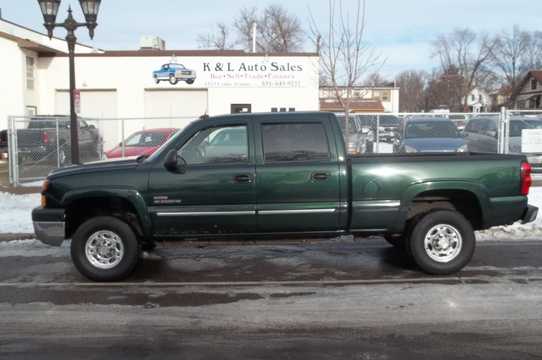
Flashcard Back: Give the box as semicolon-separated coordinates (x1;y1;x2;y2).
71;216;140;282
408;210;475;275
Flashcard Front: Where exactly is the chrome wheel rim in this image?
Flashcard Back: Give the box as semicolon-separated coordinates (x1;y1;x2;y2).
424;224;462;263
85;230;124;270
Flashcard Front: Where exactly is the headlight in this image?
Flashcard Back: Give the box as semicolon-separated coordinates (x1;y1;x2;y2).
457;144;468;153
404;145;418;153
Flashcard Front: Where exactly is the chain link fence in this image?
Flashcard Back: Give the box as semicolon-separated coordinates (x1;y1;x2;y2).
8;115;195;185
7;110;542;185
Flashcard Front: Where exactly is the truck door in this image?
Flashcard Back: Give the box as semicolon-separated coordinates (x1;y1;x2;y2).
254;117;343;233
148;122;257;236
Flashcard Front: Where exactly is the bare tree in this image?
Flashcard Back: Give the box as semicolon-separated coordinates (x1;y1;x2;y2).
231;5;304;52
364;72;391;87
309;0;382;133
522;30;542;71
424;69;464;112
233;6;259;51
432;28;497;111
395;70;428;112
491;26;531;95
259;5;304;52
196;23;233;50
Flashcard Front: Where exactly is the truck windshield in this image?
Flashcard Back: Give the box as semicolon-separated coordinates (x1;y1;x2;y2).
144;129;182;162
405;122;459;139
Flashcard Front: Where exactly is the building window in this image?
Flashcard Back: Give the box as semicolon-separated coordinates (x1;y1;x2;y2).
231;104;251;113
279;107;287;112
532;79;538;90
289;108;296;112
26;56;35;90
271;107;278;112
381;90;390;101
471;94;476;101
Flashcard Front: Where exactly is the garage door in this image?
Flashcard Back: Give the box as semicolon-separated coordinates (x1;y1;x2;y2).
144;89;208;130
55;90;118;150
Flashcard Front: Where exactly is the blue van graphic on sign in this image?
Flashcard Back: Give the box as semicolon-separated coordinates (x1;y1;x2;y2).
153;63;197;85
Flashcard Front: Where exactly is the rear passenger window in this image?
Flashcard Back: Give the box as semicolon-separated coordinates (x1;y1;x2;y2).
262;123;330;162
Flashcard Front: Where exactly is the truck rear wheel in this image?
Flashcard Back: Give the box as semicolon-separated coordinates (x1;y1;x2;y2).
71;216;140;282
408;210;475;275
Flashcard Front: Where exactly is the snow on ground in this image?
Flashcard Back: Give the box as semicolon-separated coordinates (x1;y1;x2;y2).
0;192;40;233
0;188;542;240
477;186;542;241
20;180;44;188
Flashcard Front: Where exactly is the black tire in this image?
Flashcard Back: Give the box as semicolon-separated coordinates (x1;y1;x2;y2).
71;216;140;282
186;79;195;85
169;74;178;85
408;210;475;275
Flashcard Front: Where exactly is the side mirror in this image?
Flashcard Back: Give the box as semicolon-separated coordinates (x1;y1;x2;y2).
164;149;187;174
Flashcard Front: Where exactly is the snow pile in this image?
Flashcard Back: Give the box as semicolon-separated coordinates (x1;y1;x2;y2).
0;192;40;233
476;186;542;241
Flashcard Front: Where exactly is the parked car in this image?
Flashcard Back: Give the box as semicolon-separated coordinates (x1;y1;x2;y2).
33;112;537;281
17;117;101;166
397;118;468;153
449;114;471;132
105;128;178;159
153;63;196;85
357;115;401;143
0;130;7;159
336;114;369;154
464;115;542;154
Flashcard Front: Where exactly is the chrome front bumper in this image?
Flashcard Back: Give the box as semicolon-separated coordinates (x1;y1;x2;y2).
32;208;66;246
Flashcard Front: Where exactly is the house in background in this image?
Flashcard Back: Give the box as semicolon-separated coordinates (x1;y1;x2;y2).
462;87;491;113
319;86;400;113
512;71;542;110
489;85;513;111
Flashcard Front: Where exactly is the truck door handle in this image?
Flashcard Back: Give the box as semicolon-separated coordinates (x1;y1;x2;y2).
311;172;329;181
234;174;252;183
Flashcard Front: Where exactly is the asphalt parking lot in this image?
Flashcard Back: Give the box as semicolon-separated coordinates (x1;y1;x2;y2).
1;237;541;359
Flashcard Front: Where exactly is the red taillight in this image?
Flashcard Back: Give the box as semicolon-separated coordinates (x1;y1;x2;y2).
521;162;532;196
42;131;49;145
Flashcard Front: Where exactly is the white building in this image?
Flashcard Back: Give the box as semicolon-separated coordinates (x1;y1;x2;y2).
0;17;97;130
0;17;320;144
463;87;491;113
319;86;400;113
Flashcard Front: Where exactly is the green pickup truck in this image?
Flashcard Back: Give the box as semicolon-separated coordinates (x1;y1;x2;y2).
33;112;538;281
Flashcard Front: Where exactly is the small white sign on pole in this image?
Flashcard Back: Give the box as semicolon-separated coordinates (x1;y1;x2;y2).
521;129;542;153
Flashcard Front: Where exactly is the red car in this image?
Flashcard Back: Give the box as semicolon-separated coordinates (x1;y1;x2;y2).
105;128;178;159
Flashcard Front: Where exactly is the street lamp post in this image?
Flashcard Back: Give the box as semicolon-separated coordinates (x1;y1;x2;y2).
37;0;101;165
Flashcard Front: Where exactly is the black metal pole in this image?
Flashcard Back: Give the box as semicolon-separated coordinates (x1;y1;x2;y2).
67;32;79;164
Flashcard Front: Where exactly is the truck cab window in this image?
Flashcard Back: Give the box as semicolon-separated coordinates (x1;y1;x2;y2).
262;123;330;162
177;125;248;165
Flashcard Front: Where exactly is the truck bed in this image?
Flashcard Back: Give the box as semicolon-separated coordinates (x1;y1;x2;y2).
348;152;527;233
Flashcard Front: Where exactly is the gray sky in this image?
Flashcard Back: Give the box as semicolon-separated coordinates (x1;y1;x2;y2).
1;0;541;77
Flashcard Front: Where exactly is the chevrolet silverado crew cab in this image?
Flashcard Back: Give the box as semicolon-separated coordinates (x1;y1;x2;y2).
33;112;538;281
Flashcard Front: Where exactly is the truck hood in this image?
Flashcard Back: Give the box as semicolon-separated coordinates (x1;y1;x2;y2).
403;138;466;152
48;157;140;179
